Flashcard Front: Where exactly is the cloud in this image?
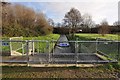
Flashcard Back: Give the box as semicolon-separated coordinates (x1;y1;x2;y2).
5;0;120;2
5;0;120;24
40;1;119;24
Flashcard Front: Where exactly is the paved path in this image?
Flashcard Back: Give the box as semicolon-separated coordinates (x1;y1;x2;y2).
53;35;72;53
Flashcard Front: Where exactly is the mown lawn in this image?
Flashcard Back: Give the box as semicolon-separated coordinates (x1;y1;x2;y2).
23;34;60;40
75;33;119;41
2;34;60;53
69;34;120;60
23;34;60;53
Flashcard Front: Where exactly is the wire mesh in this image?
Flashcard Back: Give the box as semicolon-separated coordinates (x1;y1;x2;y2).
97;38;119;60
1;40;119;65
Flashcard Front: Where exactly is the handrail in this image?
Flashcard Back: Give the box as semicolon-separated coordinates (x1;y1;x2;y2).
1;40;120;43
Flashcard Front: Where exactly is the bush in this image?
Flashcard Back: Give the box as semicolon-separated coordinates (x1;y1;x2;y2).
112;63;120;70
103;63;120;70
2;3;53;37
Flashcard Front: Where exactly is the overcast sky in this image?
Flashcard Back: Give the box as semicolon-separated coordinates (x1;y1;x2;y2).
4;0;120;25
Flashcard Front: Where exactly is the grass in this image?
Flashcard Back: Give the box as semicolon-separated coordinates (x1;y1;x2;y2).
23;34;59;40
2;33;120;78
97;42;119;60
76;33;119;41
22;34;60;53
2;65;119;78
2;46;10;52
2;34;60;53
68;33;120;62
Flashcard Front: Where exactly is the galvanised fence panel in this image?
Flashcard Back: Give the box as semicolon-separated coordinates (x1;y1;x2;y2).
97;38;119;61
1;40;119;65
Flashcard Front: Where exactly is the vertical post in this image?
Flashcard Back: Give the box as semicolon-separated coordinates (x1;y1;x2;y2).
75;41;77;66
76;38;78;53
9;38;12;56
47;41;51;63
52;40;54;55
117;42;120;60
26;41;29;66
96;38;98;53
79;42;81;53
32;41;35;55
22;43;24;56
51;40;54;63
38;42;39;53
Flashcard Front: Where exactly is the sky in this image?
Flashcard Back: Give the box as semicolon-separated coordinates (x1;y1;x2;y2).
3;0;120;25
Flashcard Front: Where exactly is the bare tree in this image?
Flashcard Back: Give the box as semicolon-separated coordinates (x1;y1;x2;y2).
13;4;36;29
113;21;120;26
82;13;95;32
2;3;53;36
99;19;109;36
48;18;54;27
63;8;82;36
56;23;61;27
35;12;53;35
2;2;16;36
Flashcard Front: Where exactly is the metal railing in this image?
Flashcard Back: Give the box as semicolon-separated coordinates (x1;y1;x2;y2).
1;40;119;65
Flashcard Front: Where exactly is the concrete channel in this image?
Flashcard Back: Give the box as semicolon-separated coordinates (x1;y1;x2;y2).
1;35;118;67
31;35;109;64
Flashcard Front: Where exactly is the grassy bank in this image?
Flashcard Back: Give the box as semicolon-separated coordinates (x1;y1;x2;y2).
2;64;120;78
2;34;60;53
67;33;120;62
75;34;119;41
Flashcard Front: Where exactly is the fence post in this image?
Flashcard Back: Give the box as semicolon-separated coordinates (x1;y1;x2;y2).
9;38;12;56
96;38;98;53
47;41;51;64
32;41;35;55
38;42;40;53
118;42;120;60
26;41;29;66
22;43;24;55
46;41;50;63
75;41;77;66
52;40;54;55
